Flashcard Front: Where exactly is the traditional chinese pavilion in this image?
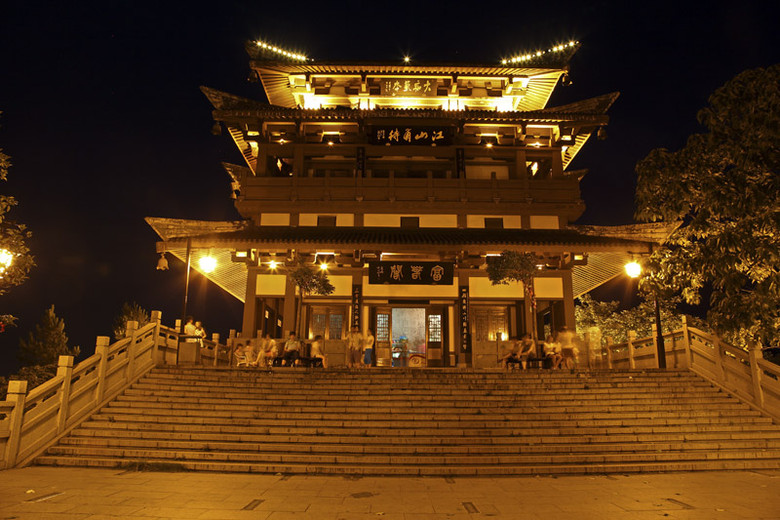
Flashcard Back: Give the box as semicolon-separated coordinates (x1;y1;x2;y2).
147;39;666;367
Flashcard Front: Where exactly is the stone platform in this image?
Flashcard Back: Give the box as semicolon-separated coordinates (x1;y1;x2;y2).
1;466;779;519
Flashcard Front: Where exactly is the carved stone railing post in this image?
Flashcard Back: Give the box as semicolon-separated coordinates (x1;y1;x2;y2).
748;340;765;409
713;336;726;383
212;333;220;367
3;380;28;468
94;336;111;404
681;315;693;369
55;355;74;434
651;324;660;368
627;331;637;369
125;320;139;379
150;310;163;365
605;337;613;369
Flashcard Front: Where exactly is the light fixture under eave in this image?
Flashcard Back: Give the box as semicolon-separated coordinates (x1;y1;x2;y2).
625;261;642;279
268;260;280;270
156;252;169;271
199;254;217;274
319;262;329;271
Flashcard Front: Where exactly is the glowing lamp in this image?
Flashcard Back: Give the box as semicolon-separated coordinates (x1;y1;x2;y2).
199;255;217;273
0;248;13;276
319;262;329;271
625;261;642;279
268;260;279;270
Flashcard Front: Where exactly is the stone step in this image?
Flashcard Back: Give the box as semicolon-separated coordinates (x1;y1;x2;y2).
70;426;780;445
34;454;780;476
34;367;780;476
102;401;766;421
59;435;780;455
77;418;780;438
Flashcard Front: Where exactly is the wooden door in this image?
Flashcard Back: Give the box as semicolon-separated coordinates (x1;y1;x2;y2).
374;308;392;366
426;306;445;367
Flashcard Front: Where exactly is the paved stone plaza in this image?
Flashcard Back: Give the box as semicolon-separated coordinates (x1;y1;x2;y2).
0;467;778;519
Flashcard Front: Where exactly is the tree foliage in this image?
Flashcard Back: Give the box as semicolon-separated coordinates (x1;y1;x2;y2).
575;294;684;345
112;301;150;340
0;112;34;330
288;258;335;335
0;364;57;401
635;64;780;346
486;251;540;337
18;305;80;366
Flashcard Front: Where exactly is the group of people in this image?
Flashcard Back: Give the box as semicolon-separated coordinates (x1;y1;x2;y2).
233;331;335;368
183;316;207;344
499;327;578;370
346;327;375;368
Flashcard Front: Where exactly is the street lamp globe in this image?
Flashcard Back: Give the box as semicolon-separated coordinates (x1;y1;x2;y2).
625;261;642;279
199;255;217;273
0;249;13;277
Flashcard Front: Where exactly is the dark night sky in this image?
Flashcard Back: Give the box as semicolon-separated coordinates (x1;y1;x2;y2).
0;1;777;374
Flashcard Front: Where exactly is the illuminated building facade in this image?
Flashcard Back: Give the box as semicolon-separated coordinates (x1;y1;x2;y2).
148;39;661;367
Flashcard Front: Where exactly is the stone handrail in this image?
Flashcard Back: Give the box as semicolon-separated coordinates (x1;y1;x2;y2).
0;310;230;469
601;316;780;420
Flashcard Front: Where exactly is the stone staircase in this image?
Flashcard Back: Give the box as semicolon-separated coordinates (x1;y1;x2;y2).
34;367;780;475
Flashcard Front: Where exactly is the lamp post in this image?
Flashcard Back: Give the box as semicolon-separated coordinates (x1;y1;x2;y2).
625;261;666;369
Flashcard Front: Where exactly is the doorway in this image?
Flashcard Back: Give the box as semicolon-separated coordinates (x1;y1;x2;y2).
371;305;447;367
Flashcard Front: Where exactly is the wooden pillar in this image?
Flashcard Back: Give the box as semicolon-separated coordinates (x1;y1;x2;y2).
282;274;297;337
212;333;221;367
55;355;74;434
242;267;259;339
561;270;576;332
3;380;28;468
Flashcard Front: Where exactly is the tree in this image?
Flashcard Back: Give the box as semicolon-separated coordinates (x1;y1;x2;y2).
0;112;34;330
18;305;80;366
112;301;150;340
635;64;780;347
287;258;335;336
575;294;685;346
485;251;539;339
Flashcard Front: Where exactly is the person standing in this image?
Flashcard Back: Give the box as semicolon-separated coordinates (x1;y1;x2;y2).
193;320;207;346
183;316;198;342
346;326;363;368
362;329;375;368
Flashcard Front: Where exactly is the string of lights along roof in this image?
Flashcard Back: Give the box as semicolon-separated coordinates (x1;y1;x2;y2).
254;39;578;64
503;41;578;65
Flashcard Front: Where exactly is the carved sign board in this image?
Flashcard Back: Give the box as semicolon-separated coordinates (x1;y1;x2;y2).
368;261;454;285
380;78;439;97
369;126;452;146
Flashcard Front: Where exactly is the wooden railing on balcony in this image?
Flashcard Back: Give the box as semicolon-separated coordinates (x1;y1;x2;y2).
0;311;230;469
241;174;580;206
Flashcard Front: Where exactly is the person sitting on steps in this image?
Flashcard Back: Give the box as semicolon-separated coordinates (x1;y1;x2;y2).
310;334;328;368
282;331;301;367
517;333;537;369
499;338;521;369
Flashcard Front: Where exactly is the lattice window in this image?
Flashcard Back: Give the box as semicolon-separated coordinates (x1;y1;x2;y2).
428;314;442;342
311;313;327;339
376;314;390;342
329;314;344;340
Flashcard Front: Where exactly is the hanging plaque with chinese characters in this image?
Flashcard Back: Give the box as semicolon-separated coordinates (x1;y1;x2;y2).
459;285;471;353
369;126;452;146
351;284;362;329
380;78;439;97
368;261;454;285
